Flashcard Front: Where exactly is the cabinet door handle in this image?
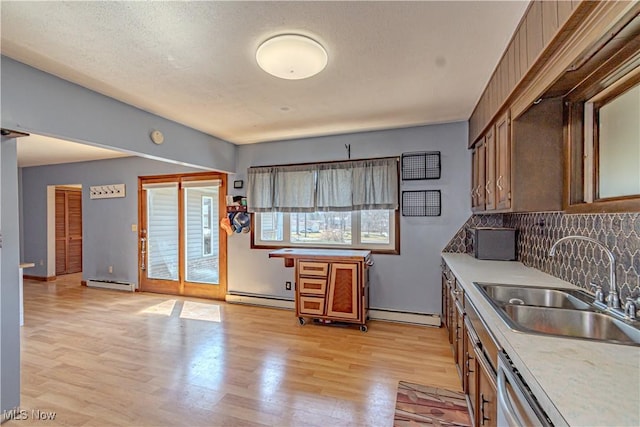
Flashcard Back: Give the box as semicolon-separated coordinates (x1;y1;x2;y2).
485;181;492;195
140;237;147;271
465;352;475;375
481;393;491;424
497;175;504;191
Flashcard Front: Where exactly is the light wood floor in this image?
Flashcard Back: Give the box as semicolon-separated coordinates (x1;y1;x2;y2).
9;274;459;426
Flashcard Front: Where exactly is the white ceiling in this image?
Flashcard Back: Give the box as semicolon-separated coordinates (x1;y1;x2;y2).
1;1;529;146
17;134;131;168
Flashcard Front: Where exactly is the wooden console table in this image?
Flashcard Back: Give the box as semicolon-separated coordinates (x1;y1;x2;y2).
269;248;372;331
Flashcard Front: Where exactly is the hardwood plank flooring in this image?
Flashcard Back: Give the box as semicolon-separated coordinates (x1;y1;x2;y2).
6;274;459;426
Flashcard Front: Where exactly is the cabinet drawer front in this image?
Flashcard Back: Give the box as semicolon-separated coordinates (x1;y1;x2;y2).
299;296;325;315
299;261;329;277
299;277;327;295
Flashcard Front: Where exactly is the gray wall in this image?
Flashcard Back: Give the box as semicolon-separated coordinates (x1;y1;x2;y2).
1;56;470;414
21;156;201;284
1;138;21;412
0;56;236;412
228;123;471;314
1;56;236;173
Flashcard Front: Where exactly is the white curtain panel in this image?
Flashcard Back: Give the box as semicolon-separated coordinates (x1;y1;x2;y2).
273;165;317;212
316;163;353;211
247;157;398;213
247;166;275;212
351;158;399;210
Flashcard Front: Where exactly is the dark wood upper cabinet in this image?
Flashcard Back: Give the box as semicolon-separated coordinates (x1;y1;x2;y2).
518;21;528;82
526;1;544;69
542;0;559;46
513;30;522;83
468;1;640;214
495;112;511;211
484;126;496;211
557;0;573;28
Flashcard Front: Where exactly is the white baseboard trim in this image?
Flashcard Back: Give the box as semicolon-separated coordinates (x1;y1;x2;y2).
368;309;441;327
225;294;294;310
87;279;135;292
225;294;441;327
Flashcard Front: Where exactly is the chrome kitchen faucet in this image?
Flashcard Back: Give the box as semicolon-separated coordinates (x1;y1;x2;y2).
549;235;621;310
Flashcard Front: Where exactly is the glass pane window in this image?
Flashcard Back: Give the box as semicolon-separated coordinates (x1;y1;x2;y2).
253;209;396;252
360;210;390;244
260;212;284;241
597;82;640;199
147;186;179;281
290;212;352;245
184;185;219;285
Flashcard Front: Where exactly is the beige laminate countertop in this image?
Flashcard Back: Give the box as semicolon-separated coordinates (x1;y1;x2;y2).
268;248;371;260
441;253;640;427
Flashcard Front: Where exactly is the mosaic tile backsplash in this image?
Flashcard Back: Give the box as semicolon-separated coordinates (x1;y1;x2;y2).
444;212;640;301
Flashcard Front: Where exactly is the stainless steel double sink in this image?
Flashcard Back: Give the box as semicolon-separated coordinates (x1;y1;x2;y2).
475;283;640;346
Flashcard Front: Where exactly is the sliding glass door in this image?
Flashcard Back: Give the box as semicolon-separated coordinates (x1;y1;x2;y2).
139;173;227;299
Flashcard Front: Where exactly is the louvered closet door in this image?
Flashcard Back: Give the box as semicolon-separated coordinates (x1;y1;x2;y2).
55;188;83;275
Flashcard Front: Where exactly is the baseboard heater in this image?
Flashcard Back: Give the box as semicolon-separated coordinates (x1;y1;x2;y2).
226;292;295;310
225;293;440;326
87;279;135;292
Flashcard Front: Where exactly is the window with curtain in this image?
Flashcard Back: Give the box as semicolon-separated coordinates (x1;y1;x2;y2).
247;157;399;253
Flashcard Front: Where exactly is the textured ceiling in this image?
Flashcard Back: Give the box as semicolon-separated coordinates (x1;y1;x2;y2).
1;1;528;145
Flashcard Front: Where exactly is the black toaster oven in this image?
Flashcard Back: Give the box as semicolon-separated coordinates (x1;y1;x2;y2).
470;227;517;261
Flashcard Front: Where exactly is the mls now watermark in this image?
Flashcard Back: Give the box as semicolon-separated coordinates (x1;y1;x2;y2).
2;408;57;421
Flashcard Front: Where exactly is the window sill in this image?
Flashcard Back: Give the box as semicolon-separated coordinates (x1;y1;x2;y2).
564;198;640;214
250;242;399;255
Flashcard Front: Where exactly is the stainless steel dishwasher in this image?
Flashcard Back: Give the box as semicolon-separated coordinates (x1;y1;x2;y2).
497;351;555;427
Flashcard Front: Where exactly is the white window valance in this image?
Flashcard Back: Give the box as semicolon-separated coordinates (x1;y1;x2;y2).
247;157;398;213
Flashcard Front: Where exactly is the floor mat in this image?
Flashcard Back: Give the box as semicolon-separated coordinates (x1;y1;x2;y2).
394;381;472;427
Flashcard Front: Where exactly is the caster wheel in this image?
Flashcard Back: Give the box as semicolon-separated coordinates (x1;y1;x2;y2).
360;325;368;333
298;317;306;326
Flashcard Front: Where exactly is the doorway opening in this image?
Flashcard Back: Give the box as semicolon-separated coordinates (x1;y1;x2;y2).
138;172;227;300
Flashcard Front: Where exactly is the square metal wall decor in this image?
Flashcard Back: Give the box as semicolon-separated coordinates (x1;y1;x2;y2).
401;151;441;180
402;190;441;217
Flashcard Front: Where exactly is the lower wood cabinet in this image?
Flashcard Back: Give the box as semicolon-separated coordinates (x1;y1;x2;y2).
477;352;497;426
297;258;369;331
442;261;497;426
269;249;372;332
464;318;478;418
454;300;465;382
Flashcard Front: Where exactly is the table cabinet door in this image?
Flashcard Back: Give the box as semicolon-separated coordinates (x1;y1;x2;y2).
326;263;359;320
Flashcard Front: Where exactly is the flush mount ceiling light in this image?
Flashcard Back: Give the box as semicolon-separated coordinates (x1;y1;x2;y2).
256;34;328;80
